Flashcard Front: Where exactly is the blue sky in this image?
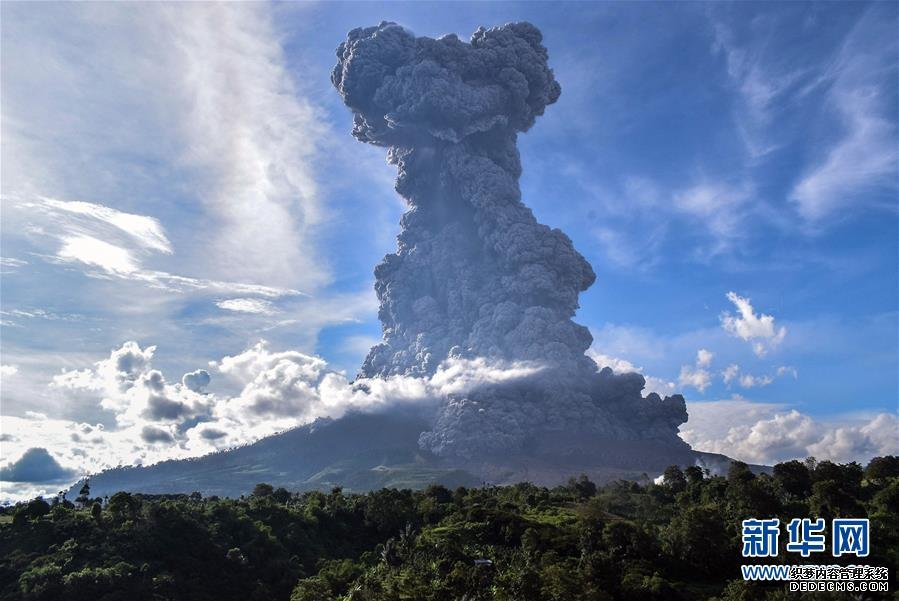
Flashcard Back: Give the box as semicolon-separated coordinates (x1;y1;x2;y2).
1;2;896;499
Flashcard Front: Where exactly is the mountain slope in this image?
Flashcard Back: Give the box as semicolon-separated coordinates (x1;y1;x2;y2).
72;410;762;498
74;412;478;498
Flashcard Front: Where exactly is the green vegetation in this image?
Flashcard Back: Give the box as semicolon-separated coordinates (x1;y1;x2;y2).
1;456;896;600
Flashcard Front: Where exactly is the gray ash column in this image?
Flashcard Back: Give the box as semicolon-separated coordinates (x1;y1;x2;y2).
333;21;689;458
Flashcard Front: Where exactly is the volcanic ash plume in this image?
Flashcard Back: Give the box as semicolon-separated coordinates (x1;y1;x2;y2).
333;21;688;457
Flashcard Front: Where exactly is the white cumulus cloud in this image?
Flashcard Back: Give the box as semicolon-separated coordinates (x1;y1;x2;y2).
679;365;712;393
721;363;792;389
738;373;773;388
678;349;715;393
722;363;740;385
720;291;786;357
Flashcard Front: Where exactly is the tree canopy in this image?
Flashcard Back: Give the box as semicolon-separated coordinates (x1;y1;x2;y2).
1;456;896;600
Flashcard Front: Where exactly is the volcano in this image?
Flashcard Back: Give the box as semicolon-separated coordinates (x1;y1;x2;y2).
69;21;749;499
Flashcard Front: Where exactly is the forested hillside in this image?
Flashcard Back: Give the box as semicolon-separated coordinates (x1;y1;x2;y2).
1;457;897;601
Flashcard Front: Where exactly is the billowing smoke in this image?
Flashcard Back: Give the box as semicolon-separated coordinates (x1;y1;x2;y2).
333;22;688;457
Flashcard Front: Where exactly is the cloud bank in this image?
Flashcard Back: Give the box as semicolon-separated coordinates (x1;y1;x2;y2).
2;338;892;501
682;399;898;465
1;340;545;500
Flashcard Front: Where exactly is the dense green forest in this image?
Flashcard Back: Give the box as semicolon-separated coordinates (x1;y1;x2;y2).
1;457;896;601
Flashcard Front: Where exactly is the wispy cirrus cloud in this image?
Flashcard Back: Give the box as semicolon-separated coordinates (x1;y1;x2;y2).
710;4;898;226
577;171;756;267
2;3;331;294
39;197;172;254
0;257;28;274
0;2;383;426
790;7;898;222
5;194;304;299
157;3;330;292
216;298;277;315
711;16;808;159
57;235;140;276
672;180;753;252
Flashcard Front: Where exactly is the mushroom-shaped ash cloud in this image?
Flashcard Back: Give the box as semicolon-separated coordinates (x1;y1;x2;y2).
333;22;688;458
